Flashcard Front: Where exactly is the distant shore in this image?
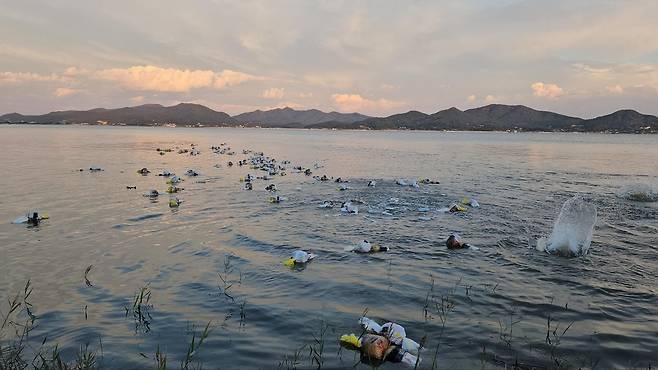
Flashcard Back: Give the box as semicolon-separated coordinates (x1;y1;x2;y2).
2;103;657;134
1;121;656;134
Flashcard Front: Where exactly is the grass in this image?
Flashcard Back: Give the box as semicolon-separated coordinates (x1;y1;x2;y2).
125;284;153;334
216;254;242;303
277;344;306;370
0;281;103;369
180;321;212;370
545;313;574;369
308;321;328;370
2;276;656;370
84;266;93;288
417;274;459;370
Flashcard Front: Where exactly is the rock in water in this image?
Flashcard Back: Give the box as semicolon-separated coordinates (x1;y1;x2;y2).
540;195;597;257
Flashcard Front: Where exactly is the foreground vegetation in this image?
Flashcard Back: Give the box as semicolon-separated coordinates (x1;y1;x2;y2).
1;268;655;370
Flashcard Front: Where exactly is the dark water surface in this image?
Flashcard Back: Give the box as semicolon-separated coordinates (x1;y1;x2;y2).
1;126;657;369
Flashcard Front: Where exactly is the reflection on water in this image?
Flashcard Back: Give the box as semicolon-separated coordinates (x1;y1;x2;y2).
0;126;657;369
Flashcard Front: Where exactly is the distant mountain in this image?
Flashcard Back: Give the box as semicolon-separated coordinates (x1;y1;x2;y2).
320;104;583;131
0;103;235;126
310;110;430;130
2;103;657;133
455;104;583;131
233;107;369;127
581;110;658;132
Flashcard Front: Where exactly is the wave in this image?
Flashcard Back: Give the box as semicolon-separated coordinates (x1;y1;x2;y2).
618;183;658;202
537;195;597;257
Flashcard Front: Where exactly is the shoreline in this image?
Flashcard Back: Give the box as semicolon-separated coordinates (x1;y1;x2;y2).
1;122;655;134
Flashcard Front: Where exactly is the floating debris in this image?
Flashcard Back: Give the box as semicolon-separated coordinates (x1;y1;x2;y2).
396;178;419;188
143;189;160;198
340;201;359;214
319;201;334;209
169;197;182;208
167;176;182;184
460;197;480;208
340;317;420;366
81;166;103;172
166;185;183;193
449;204;467;213
446;233;473;249
268;196;283;204
12;211;49;226
283;250;317;267
348;240;389;253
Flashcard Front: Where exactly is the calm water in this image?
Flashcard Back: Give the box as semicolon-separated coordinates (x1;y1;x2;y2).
1;126;657;369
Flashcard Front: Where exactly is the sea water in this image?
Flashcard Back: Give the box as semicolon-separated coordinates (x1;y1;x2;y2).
1;126;657;369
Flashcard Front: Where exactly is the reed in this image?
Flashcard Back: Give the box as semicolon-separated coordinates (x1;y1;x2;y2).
180;321;212;370
308;321;328;370
2;276;655;370
125;284;153;333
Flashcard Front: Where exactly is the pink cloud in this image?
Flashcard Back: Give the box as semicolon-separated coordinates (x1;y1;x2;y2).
261;87;284;99
331;93;404;113
531;82;564;99
0;71;62;84
94;65;255;92
606;85;624;94
53;87;79;97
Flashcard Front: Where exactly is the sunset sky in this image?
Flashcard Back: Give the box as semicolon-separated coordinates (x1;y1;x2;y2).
1;0;658;117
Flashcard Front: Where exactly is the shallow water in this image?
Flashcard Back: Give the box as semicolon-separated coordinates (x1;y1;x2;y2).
1;125;657;369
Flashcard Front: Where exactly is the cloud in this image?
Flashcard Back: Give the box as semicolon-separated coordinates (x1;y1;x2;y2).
213;69;257;89
606;85;624;94
53;87;79;97
304;74;353;90
467;94;477;102
0;71;62;84
261;87;284;99
531;82;564;99
572;63;612;75
268;101;304;110
94;65;255;92
573;62;658;91
131;95;145;103
484;95;498;103
331;93;404;113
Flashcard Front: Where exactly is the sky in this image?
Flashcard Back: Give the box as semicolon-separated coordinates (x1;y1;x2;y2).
1;0;658;118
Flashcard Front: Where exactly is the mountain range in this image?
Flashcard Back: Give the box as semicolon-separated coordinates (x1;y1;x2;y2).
309;105;658;133
1;103;657;133
233;107;369;127
0;103;233;126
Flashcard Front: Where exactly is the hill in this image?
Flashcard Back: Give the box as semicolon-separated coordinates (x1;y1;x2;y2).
233;107;369;126
581;110;658;133
2;103;657;133
0;103;235;126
